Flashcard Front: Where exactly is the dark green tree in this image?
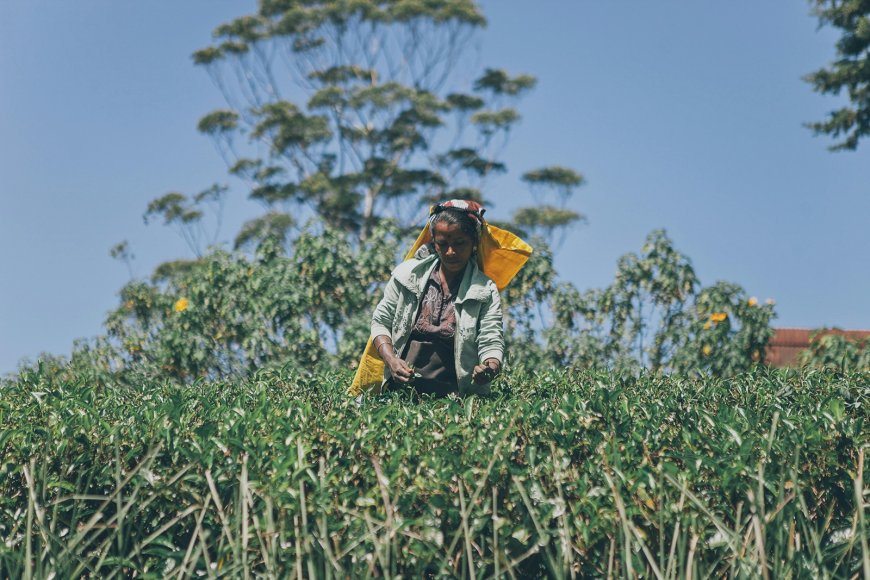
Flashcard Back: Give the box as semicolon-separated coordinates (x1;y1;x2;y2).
806;0;870;150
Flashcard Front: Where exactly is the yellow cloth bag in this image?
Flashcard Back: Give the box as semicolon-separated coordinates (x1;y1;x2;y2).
349;221;533;396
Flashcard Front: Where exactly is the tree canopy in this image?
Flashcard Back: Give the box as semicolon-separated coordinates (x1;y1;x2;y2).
169;0;584;244
806;0;870;150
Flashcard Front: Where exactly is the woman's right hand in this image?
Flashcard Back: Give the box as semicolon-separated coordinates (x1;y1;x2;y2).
384;354;414;383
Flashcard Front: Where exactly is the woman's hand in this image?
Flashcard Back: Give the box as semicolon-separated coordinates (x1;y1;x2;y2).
384;354;415;384
373;334;413;384
472;359;500;384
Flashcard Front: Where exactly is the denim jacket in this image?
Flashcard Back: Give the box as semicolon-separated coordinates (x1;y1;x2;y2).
371;254;504;395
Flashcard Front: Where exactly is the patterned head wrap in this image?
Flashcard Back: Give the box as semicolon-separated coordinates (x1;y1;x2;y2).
428;199;486;238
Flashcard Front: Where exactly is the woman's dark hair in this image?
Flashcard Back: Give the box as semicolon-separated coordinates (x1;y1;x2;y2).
429;207;480;246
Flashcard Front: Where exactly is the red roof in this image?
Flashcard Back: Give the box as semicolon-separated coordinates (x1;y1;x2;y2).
765;327;870;367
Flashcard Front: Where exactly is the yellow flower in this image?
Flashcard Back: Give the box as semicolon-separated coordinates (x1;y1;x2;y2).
174;298;190;312
710;312;728;323
765;298;776;306
748;297;758;307
702;344;712;356
703;321;712;330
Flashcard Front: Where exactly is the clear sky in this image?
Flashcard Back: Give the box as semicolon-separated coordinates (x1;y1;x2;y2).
1;1;868;375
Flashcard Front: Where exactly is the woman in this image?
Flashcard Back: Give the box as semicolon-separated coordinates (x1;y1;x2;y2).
370;200;503;396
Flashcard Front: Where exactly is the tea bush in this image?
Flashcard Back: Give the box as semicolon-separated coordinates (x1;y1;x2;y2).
1;366;867;577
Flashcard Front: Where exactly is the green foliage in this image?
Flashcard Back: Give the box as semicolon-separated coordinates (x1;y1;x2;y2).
500;238;557;368
250;101;333;155
546;229;697;373
522;165;584;194
233;211;295;251
109;240;135;279
512;206;586;241
545;230;776;376
798;330;870;372
196;109;239;135
514;166;586;250
806;0;870;150
142;185;227;256
474;68;537;95
144;192;202;226
89;222;401;385
1;367;868;576
672;282;777;377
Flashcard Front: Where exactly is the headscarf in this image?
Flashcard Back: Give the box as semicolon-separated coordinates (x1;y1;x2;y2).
424;199;486;255
428;199;486;236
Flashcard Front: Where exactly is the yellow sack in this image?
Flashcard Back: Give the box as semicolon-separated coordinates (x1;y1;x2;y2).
349;221;533;396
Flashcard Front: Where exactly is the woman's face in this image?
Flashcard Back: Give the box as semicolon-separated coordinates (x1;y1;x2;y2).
432;221;474;276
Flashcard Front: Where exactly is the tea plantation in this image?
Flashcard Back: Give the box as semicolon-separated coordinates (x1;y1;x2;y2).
1;366;867;578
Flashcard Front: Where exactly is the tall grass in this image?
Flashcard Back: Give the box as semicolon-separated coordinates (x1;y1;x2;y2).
1;365;868;577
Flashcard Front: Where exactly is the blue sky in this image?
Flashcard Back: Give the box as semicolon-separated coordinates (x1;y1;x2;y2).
1;1;868;375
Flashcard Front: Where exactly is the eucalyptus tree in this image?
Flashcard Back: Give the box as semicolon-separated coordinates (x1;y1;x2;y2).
151;0;586;246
